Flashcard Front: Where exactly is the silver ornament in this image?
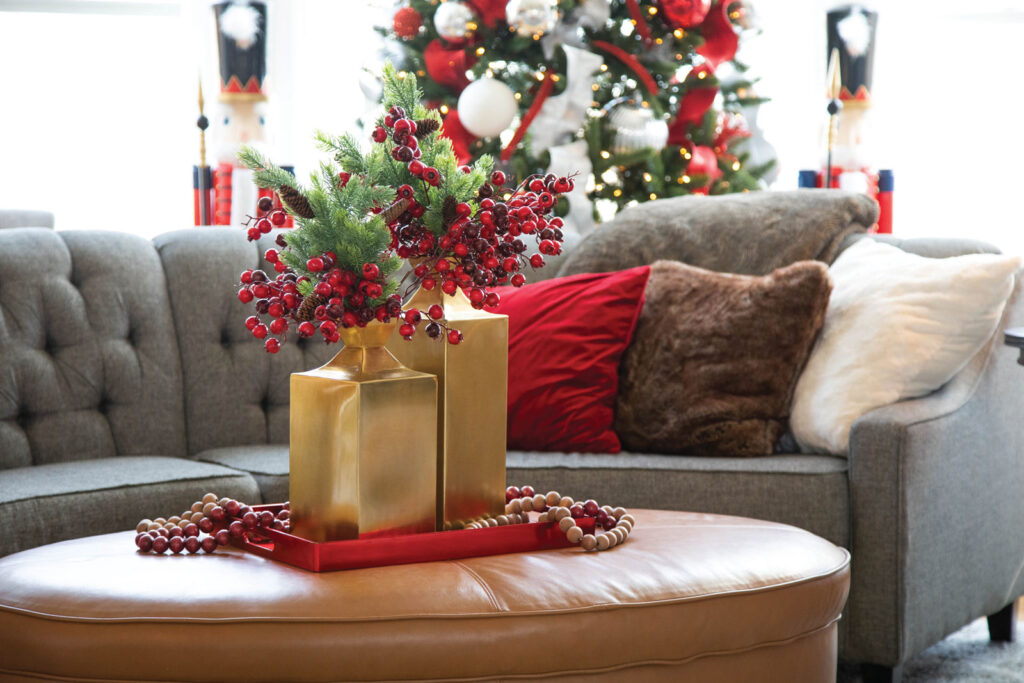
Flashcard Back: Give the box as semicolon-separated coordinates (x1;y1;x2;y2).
506;0;558;37
606;100;669;155
434;1;476;41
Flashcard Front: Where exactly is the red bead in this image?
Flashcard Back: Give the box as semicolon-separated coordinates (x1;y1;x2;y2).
151;536;169;554
201;536;218;553
209;506;226;522
505;486;520;502
215;529;231;546
184;536;202;554
583;499;600;516
277;509;291;520
137;535;153;552
238;288;254;304
307;257;325;272
264;338;281;354
242;512;258;530
428;304;444;320
259;511;275;527
399;323;415;338
224;500;241;515
198;517;214;533
447;329;462;345
252;324;268;339
270;211;286;227
134;532;150;549
169;526;184;539
298;321;315;337
521;486;536;498
169;536;185;554
183;523;199;538
529;254;545;268
570;504;585;518
229;521;246;538
602;517;618;531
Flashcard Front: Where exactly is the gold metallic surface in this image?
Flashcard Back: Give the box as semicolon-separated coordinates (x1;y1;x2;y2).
290;321;437;542
388;288;508;530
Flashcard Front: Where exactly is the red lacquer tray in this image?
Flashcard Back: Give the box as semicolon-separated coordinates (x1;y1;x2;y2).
231;504;596;572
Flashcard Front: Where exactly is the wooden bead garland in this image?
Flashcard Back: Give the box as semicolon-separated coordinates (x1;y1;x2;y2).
481;485;635;552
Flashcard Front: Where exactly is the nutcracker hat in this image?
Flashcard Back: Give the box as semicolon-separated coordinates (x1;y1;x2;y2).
826;4;877;105
213;0;268;102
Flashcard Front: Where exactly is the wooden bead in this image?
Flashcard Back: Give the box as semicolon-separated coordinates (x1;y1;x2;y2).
558;517;576;533
202;502;217;515
147;521;161;531
168;515;181;525
532;494;546;510
596;534;611;550
620;514;635;526
559;496;574;508
581;534;597;551
178;518;193;530
218;497;231;507
553;507;571;521
510;499;523;513
190;511;204;524
605;532;618;548
601;505;614;516
545;491;561;506
191;501;204;513
202;493;218;505
520;497;534;512
610;528;625;543
486;518;498;527
442;521;453;531
153;517;167;526
136;519;151;533
566;526;583;543
496;515;508;525
618;520;633;533
612;507;627;519
163;522;177;530
537;512;549;523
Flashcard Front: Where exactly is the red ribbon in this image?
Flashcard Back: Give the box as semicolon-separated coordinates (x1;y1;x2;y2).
501;72;556;162
667;63;717;145
624;0;654;44
696;1;739;68
440;110;476;165
424;40;475;93
592;40;658;96
466;0;507;28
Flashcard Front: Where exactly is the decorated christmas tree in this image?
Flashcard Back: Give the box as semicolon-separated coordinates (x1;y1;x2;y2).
381;0;774;231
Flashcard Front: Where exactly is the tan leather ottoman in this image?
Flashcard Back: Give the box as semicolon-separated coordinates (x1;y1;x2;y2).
0;510;849;682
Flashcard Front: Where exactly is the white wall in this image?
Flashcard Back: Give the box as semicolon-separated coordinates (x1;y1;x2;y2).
2;0;1023;254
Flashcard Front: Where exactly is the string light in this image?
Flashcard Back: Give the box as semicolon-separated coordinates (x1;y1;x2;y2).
398;71;408;79
673;29;684;39
600;151;611;159
643;172;652;182
440;104;449;114
467;21;478;30
514;92;522;100
680;149;692;160
535;72;545;81
697;71;707;79
613;189;623;197
592;84;600;91
649;193;657;200
732;161;741;171
600;64;608;71
416;70;425;77
675;54;683;60
595;183;605;191
552;74;560;82
647;6;657;14
677;176;686;184
682;175;691;183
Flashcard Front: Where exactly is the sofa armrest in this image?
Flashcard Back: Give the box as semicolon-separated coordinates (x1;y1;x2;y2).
842;271;1024;667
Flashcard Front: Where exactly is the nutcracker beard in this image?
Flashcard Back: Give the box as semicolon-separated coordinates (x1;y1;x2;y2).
214;99;270;227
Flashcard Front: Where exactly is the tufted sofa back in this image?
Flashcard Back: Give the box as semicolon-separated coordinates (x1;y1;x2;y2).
0;229;187;469
154;229;335;455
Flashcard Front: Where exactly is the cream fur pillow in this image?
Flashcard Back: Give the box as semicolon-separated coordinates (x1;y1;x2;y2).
791;238;1020;455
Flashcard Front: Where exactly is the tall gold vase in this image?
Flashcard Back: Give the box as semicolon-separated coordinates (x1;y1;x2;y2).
289;321;437;542
388;287;508;530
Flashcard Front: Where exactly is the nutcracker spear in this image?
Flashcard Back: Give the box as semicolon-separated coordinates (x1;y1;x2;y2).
195;76;211;225
825;48;843;189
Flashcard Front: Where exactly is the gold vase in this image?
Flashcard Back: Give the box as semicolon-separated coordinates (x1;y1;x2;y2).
289;321;437;542
388;286;508;530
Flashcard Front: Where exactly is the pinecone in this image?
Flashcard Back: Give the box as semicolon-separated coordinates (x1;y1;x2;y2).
380;198;410;224
296;293;325;322
415;118;440;136
279;185;315;219
442;195;457;228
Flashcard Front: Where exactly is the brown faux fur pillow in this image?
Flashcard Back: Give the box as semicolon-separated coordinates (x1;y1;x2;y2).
615;260;832;456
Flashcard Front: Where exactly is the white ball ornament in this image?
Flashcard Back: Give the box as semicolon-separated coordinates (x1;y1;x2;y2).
434;0;476;40
506;0;559;36
457;78;518;138
606;100;669;155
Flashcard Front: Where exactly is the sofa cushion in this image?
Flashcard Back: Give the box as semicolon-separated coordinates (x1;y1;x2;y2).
196;445;289;503
154;228;335;454
0;456;260;557
558;190;877;278
615;260;831;456
0;229;187;470
506;450;850;549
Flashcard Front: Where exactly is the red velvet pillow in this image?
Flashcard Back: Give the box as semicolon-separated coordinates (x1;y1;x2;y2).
493;266;651;453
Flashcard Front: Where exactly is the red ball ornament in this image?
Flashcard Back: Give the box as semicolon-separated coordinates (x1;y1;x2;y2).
393;6;423;38
659;0;711;28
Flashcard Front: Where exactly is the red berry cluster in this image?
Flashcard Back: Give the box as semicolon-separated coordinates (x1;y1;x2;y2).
505;486;620;531
134;496;291;555
373;105;443;186
244;196;287;242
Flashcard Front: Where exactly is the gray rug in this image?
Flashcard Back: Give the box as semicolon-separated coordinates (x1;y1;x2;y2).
839;613;1024;682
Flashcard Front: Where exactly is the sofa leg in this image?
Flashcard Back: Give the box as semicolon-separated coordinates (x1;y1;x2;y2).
988;601;1017;642
861;663;903;683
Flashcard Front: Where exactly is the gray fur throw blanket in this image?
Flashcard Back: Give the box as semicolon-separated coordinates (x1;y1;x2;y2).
558;190;878;277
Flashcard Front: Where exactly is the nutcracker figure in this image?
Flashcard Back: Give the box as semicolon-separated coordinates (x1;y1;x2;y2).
799;4;892;233
193;0;292;227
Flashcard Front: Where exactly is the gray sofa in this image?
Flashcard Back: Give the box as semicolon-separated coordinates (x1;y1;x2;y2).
0;194;1020;681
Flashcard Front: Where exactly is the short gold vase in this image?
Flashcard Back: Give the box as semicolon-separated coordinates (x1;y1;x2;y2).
388;286;508;530
289;321;437;542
